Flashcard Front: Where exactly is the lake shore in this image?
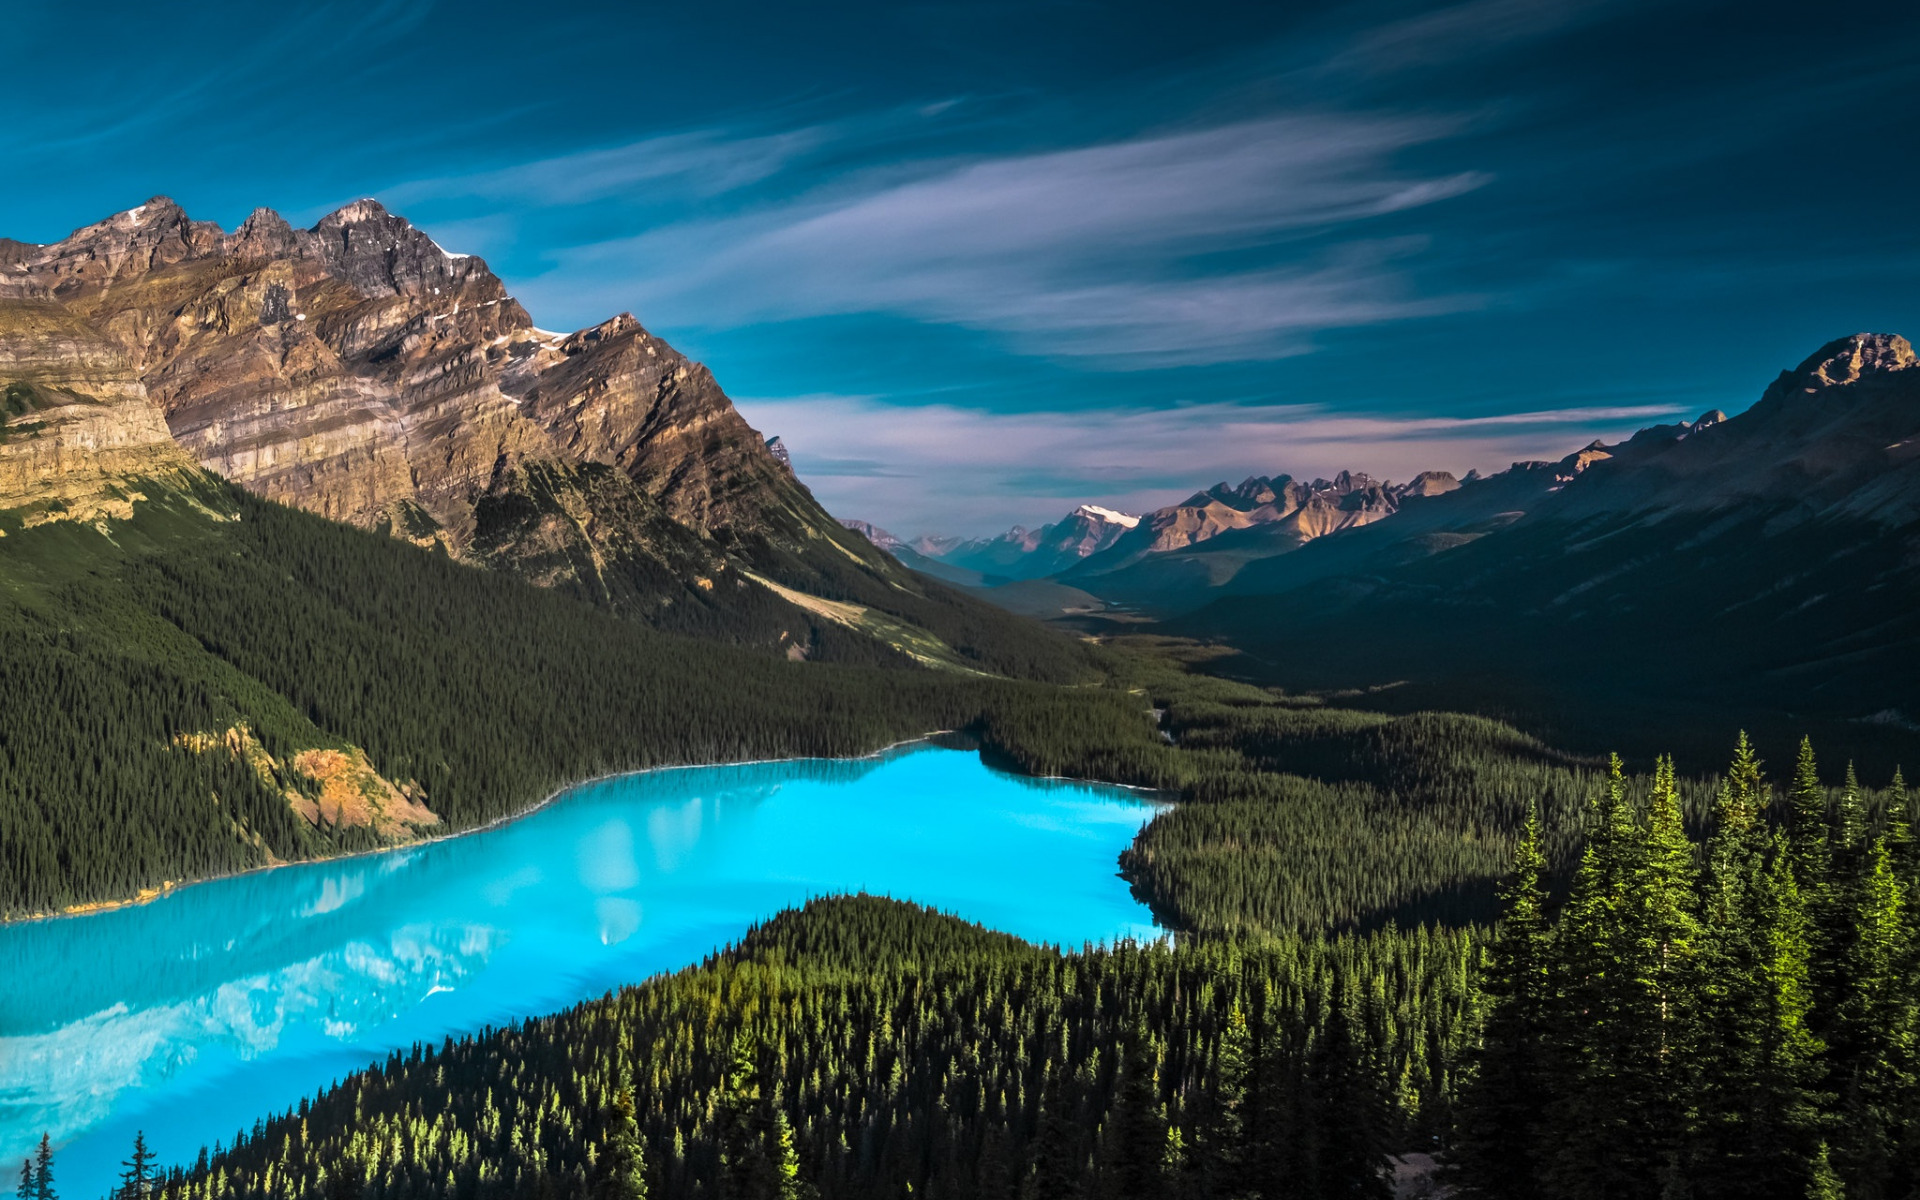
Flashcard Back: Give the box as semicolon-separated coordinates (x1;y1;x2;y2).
2;732;962;927
5;731;1173;927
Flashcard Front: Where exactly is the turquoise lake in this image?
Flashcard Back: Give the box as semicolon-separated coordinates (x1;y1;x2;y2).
0;744;1161;1197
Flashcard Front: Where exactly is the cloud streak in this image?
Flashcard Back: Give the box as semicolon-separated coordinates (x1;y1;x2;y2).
735;393;1687;535
526;113;1489;365
380;125;837;210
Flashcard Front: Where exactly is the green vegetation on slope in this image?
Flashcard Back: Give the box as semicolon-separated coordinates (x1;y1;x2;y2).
0;476;1122;917
154;895;1479;1200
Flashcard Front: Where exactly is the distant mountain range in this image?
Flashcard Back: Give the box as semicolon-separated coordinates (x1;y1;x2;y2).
893;504;1143;582
1170;333;1920;748
849;466;1465;605
849;332;1920;761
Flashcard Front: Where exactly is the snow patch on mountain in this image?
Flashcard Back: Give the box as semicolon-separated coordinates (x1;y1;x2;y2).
1074;504;1140;528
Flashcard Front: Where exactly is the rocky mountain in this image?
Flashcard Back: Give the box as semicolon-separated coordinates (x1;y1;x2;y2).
1171;333;1920;758
0;197;1081;677
839;519;902;551
911;504;1141;581
1001;470;1452;607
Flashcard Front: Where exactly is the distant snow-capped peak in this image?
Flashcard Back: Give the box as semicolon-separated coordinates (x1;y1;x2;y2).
1072;504;1140;528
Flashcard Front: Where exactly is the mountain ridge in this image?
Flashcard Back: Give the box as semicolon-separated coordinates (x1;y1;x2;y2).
0;196;1081;676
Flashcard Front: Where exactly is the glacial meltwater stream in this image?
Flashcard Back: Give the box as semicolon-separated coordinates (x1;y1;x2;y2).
0;744;1160;1196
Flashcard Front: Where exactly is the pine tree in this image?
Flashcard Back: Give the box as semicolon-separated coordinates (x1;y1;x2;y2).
1451;803;1554;1199
1637;757;1703;1199
117;1132;154;1200
1161;1126;1189;1188
1545;755;1698;1200
1830;835;1916;1192
1806;1142;1844;1200
15;1159;29;1200
1787;738;1830;898
1026;1064;1086;1200
1303;982;1394;1200
1198;1002;1254;1200
1637;756;1700;1055
1109;1035;1170;1200
592;1088;648;1200
1886;767;1913;878
716;1035;778;1200
770;1111;814;1200
1691;833;1825;1199
31;1135;53;1200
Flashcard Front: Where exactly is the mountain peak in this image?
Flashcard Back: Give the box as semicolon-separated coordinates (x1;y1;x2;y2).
317;198;396;227
123;196;183;223
1072;504;1139;528
1792;333;1917;389
307;197;491;299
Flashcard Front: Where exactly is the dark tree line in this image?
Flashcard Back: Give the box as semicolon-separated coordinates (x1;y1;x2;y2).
1454;737;1919;1199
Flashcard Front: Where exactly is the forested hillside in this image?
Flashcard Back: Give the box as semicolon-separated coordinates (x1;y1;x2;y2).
8;470;1900;948
149;895;1479;1200
0;473;1102;917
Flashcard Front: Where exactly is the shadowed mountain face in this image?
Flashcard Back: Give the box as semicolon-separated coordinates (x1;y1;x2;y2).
1169;333;1920;762
0;198;1084;676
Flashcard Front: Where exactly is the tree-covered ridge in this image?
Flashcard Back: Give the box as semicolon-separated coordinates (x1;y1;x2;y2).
0;476;1099;916
1454;739;1920;1199
148;895;1479;1200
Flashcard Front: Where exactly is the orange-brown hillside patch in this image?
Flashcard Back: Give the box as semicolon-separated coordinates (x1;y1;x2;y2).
290;747;439;837
172;724;439;840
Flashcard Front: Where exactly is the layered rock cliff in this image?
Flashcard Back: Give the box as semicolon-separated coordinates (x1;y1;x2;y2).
0;196;908;623
0;301;198;526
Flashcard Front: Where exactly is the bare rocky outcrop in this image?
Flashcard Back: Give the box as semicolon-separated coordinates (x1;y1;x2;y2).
0;301;197;525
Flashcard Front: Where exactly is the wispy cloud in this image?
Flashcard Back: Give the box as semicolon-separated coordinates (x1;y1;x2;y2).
379;125;836;210
522;113;1490;365
1338;0;1622;74
736;393;1687;535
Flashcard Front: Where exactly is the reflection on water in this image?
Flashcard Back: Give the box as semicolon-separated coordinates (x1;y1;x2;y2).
0;745;1160;1198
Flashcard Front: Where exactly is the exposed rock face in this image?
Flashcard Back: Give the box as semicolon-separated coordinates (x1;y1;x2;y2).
0;301;197;525
1065;470;1432;579
0;196;886;606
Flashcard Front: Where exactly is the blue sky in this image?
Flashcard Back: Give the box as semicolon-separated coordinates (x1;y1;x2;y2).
6;0;1918;533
